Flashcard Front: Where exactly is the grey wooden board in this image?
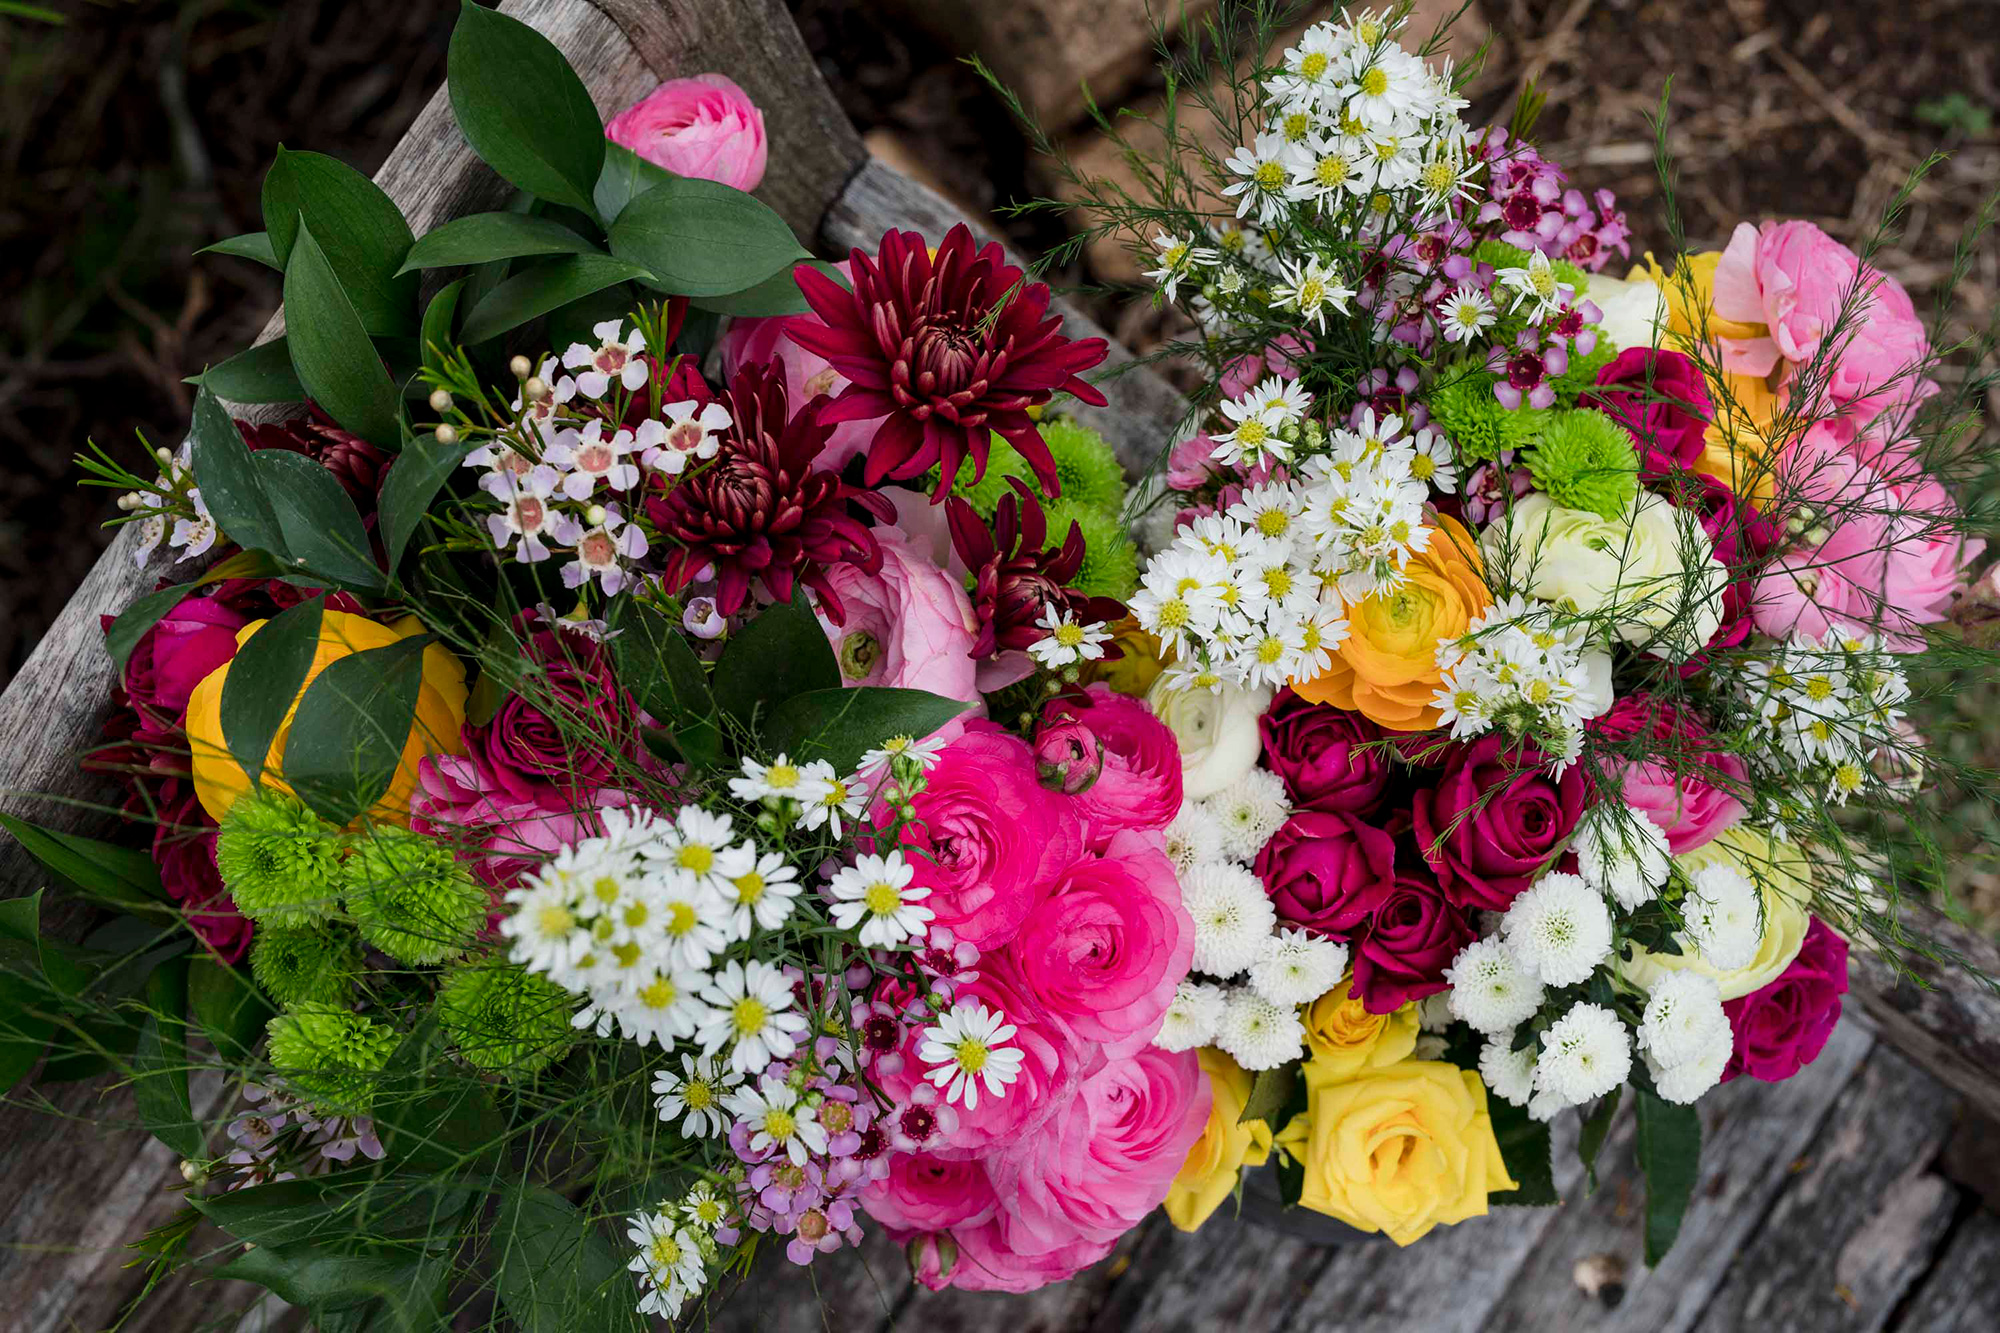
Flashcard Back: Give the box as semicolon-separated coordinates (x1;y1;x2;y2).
1888;1208;2000;1332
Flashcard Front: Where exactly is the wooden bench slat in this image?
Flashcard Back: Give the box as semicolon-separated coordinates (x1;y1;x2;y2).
1885;1209;2000;1332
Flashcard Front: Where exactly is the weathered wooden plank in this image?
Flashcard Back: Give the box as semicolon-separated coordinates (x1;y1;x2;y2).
1887;1209;2000;1333
1848;912;2000;1125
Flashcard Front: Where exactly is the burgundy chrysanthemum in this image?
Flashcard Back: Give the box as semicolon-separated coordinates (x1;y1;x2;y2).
236;414;389;511
646;362;890;622
786;223;1110;500
948;479;1124;656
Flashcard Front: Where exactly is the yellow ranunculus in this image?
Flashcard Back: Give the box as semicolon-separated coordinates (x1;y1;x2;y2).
1165;1048;1272;1232
185;610;468;824
1634;254;1780;504
1274;1060;1517;1245
1638;252;1768;350
1622;823;1812;1000
1302;976;1418;1081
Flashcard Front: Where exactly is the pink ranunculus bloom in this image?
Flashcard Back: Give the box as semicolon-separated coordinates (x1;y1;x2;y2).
1824;263;1933;433
1031;713;1104;795
859;1152;999;1234
1711;220;1860;376
902;1216;1115;1294
1722;916;1848;1083
1007;829;1193;1056
1411;736;1590;911
816;525;981;704
876;721;1084;950
1043;685;1183;847
1588;694;1747;855
986;1045;1207;1259
604;74;767;191
1881;476;1983;632
719;258;879;474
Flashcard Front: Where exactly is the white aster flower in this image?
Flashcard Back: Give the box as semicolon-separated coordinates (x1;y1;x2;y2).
652;1053;739;1138
1638;970;1730;1069
1181;861;1279;978
717;847;802;938
1406;426;1460;493
1437;284;1497;343
1209;767;1292;860
1574;802;1672;911
1214;987;1307;1071
1494;247;1570;322
796;763;868;838
1028;607;1112;669
1679;863;1764;972
1479;1036;1539;1106
1143;230;1214;302
646;805;744;894
1535;1002;1632;1106
648;872;731;973
1271;255;1354;332
626;1210;704;1321
695;959;807;1075
582;964;706;1047
827;850;934;949
727;752;828;805
724;1075;827;1166
1248;928;1349;1007
500;879;589;976
1502;872;1615;987
918;1000;1025;1110
1222;130;1304;225
858;732;948;774
1444;936;1546;1035
1155;980;1230;1053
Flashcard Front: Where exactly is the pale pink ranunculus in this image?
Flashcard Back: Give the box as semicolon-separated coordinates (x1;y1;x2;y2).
876;721;1085;949
816;525;981;704
1826;267;1934;433
1044;685;1183;847
1007;830;1192;1056
1881;476;1982;632
604;74;767;192
902;1216;1114;1294
985;1044;1208;1258
860;1152;998;1234
719;258;879;473
1711;220;1861;375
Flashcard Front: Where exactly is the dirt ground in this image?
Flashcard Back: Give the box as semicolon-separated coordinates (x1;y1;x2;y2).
6;0;1997;901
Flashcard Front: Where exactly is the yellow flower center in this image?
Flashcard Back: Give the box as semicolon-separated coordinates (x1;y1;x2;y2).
1253;161;1286;191
639;977;678;1009
763;1107;796;1141
1422;160;1454;193
1410;454;1435;481
649;1236;683;1268
953;1038;989;1073
667;901;697;936
734;871;766;903
1804;675;1835;701
765;762;799;790
684;1080;714;1110
732;997;769;1036
1531;269;1557;296
1299;277;1326;306
535;904;575;936
623;901;650;929
677;843;714;875
1264;567;1294;598
1360;66;1390;97
1257;509;1291;537
864;881;903;915
611;941;642;970
1283;112;1312;141
1236;419;1269;447
592;876;622;905
1257;637;1286;664
1528;679;1552;705
1302;625;1323;652
1157;599;1190;630
1053;622;1086;648
1300;51;1329;81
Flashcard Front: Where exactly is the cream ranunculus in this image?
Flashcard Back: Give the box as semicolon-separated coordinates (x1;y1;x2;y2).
1622;823;1812;999
1587;272;1667;352
1145;674;1273;800
1165;1048;1273;1232
1481;492;1727;659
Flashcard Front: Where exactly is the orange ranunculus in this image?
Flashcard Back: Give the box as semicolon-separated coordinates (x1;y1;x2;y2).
185;610;468;824
1294;516;1490;731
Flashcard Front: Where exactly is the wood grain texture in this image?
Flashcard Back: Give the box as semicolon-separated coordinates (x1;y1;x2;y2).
1886;1209;2000;1332
1847;907;2000;1124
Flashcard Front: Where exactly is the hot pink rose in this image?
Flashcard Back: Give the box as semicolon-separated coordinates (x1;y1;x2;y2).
468;616;638;804
1258;689;1393;816
1044;685;1182;846
1722;916;1848;1083
902;1216;1114;1294
1587;694;1746;854
719;258;878;472
1007;830;1193;1055
116;592;250;723
1589;347;1713;478
604;74;767;191
878;722;1084;949
1255;810;1397;936
1411;736;1589;912
816;525;981;704
860;1152;998;1233
987;1045;1207;1257
410;749;629;891
1345;868;1475;1014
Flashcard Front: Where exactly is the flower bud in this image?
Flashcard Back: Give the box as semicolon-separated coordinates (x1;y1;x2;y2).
523;377;549;403
585;504;608;526
434;424;459;446
427;388;452;413
1032;712;1104;795
509;355;533;380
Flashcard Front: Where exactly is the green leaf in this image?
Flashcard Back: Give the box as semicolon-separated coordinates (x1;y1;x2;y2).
591;143;674;225
688;260;838;318
252;448;385;591
760;687;971;776
1578;1086;1622;1192
198;231;279;270
189;384;286;556
419;277;468;378
397;211;601;275
544;283;641;359
1488;1094;1558;1206
283;224;406;447
1239;1065;1297;1130
712;588;840;730
262;149;418;336
447;1;605;218
608;176;809;298
379;426;469;574
610;602;712;725
282;635;429;826
219;595;326;790
189;337;305;404
0;970;54;1092
218;1244;447;1333
492;1186;647;1333
133;955;203;1160
187;957;273;1061
195;1168;472;1250
1635;1087;1701;1264
370;1024;508;1173
457;253;654;346
104;583;193;675
0;813;165;912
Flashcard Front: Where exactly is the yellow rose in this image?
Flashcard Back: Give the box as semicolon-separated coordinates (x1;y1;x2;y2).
1273;1060;1517;1245
1622;824;1811;1000
186;610;468;824
1165;1048;1273;1232
1302;976;1418;1080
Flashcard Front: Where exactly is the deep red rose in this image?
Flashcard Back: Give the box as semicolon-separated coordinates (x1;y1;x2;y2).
1587;347;1712;478
152;784;251;963
1258;689;1392;816
1722;916;1848;1083
1345;869;1476;1014
469;615;637;803
1254;810;1397;937
1412;735;1587;913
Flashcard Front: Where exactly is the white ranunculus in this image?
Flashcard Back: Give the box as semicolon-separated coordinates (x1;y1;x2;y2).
1481;492;1726;659
1576;648;1616;719
1145;675;1273;799
1586;272;1667;352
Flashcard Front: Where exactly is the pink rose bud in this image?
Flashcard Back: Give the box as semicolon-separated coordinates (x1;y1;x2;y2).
1033;714;1104;795
604;74;768;192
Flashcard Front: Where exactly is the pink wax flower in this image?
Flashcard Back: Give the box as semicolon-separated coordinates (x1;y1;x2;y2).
1722;917;1848;1083
1588;694;1747;854
604;74;767;192
1041;684;1183;847
1166;434;1223;492
817;525;982;704
1219;332;1308;398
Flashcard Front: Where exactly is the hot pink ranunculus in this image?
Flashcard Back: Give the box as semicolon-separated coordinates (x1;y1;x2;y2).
860;1152;999;1233
1007;830;1193;1056
719;258;879;473
604;74;767;191
902;1216;1115;1294
986;1044;1207;1258
877;722;1084;950
1043;685;1182;847
1588;694;1746;854
1722;916;1848;1083
816;525;981;704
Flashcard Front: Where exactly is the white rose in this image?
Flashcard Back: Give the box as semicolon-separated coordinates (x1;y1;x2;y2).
1481;492;1726;659
1586;272;1666;352
1145;675;1273;799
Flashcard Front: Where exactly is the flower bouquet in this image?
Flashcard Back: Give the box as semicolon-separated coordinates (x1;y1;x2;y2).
2;0;1997;1325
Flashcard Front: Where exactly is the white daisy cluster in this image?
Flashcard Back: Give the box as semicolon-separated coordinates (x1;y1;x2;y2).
1432;596;1607;772
1745;631;1912;806
625;1176;735;1320
1026;607;1115;671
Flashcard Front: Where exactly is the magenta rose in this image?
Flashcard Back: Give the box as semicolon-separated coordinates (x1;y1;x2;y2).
1722;917;1849;1083
817;525;981;704
152;785;251;963
1046;684;1182;846
1589;347;1713;477
987;1045;1207;1258
604;74;766;191
860;1153;998;1233
880;721;1085;950
469;616;635;804
1007;829;1193;1056
903;1216;1114;1294
1588;694;1746;854
1412;736;1587;913
116;592;249;723
1258;689;1392;816
1032;713;1104;795
1345;870;1477;1014
1255;810;1398;936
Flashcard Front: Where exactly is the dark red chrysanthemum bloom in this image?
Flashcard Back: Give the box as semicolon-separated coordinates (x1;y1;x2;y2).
786;223;1110;500
646;363;890;622
236;414;389;511
948;479;1124;656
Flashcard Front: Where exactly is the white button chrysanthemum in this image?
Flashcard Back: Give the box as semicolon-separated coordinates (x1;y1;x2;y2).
1154;980;1230;1052
918;1000;1025;1110
1501;872;1614;986
1637;970;1729;1069
1162;801;1228;879
1679;863;1765;972
1214;987;1307;1071
1478;1035;1538;1106
1181;861;1279;978
1210;768;1293;861
1574;802;1672;911
695;959;807;1075
1248;928;1349;1007
828;850;934;949
1534;1002;1633;1107
1646;1041;1730;1105
1444;936;1546;1034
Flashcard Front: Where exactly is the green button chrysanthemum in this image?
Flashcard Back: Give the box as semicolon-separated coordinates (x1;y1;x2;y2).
947;418;1126;520
214;789;346;928
265;1004;400;1117
1045;498;1139;601
340;826;487;967
436;961;577;1078
1524;407;1641;519
250;921;365;1009
1427;371;1548;462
